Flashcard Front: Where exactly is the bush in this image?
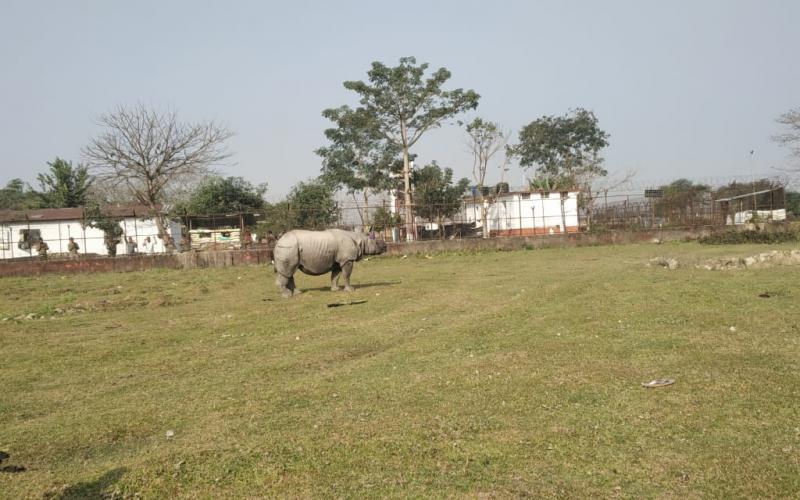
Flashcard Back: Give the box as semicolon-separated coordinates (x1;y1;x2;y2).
699;229;800;245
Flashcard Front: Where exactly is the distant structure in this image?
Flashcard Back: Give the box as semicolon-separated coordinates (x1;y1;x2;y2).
462;189;580;237
180;212;262;250
716;188;787;225
0;206;182;260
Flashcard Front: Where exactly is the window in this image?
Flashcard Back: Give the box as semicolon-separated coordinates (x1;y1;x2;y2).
18;229;41;250
0;228;9;250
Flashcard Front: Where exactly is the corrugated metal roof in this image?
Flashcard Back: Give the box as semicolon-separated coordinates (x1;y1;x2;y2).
0;205;155;223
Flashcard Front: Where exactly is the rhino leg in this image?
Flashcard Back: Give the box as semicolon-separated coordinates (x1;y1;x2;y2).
330;263;342;291
341;261;354;292
276;273;293;299
289;276;301;295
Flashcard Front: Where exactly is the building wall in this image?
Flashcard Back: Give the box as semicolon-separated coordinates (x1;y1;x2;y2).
0;218;182;260
463;192;579;236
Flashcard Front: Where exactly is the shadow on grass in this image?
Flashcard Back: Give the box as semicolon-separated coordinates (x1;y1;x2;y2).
48;467;128;500
302;280;402;292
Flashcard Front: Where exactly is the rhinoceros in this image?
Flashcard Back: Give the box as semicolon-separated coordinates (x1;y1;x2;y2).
273;229;387;298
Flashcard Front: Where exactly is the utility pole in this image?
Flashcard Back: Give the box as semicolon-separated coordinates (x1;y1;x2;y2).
750;150;757;217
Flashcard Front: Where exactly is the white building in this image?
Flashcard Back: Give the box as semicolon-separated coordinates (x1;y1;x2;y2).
462;190;580;237
0;206;182;260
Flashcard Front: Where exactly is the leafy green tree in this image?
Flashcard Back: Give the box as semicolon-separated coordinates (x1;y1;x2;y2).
371;206;401;232
37;158;93;208
412;162;470;239
508;108;609;188
317;106;399;227
713;179;780;200
657;179;710;225
786;191;800;217
0;179;40;210
83;203;124;257
262;201;293;235
285;179;339;230
332;57;479;240
178;176;266;215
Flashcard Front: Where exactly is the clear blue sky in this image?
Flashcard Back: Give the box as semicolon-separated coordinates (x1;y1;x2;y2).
1;0;798;199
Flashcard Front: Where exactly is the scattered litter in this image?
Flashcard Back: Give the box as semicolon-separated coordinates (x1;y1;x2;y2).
400;255;408;259
165;430;175;439
425;254;433;259
327;300;367;308
729;326;737;333
758;292;771;298
641;379;675;388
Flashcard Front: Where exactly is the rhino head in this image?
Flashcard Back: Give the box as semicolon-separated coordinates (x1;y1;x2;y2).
362;236;387;256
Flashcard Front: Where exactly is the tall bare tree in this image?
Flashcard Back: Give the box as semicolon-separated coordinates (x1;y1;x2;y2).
774;108;800;168
462;118;508;237
584;169;636;230
83;104;233;249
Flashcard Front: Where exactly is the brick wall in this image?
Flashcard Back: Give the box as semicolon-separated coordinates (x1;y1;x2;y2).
0;249;273;277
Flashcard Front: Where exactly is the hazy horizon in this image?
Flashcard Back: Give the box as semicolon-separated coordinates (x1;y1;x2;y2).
1;0;798;200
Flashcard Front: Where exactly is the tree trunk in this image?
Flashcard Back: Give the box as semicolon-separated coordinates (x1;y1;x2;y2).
351;192;365;230
154;213;175;251
363;191;370;229
400;121;414;242
478;190;489;239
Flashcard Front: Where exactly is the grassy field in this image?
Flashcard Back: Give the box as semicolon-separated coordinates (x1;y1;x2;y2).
1;242;799;498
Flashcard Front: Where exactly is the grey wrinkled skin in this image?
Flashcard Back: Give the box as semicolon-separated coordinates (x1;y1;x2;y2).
273;229;387;298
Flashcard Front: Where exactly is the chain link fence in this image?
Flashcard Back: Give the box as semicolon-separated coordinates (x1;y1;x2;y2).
1;183;791;261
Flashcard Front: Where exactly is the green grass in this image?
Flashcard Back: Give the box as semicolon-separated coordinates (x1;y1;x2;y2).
1;242;799;498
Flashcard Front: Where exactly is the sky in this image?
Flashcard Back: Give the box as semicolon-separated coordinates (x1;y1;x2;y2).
1;0;799;200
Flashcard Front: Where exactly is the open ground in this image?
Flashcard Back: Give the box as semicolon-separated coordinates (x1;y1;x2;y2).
1;242;799;498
